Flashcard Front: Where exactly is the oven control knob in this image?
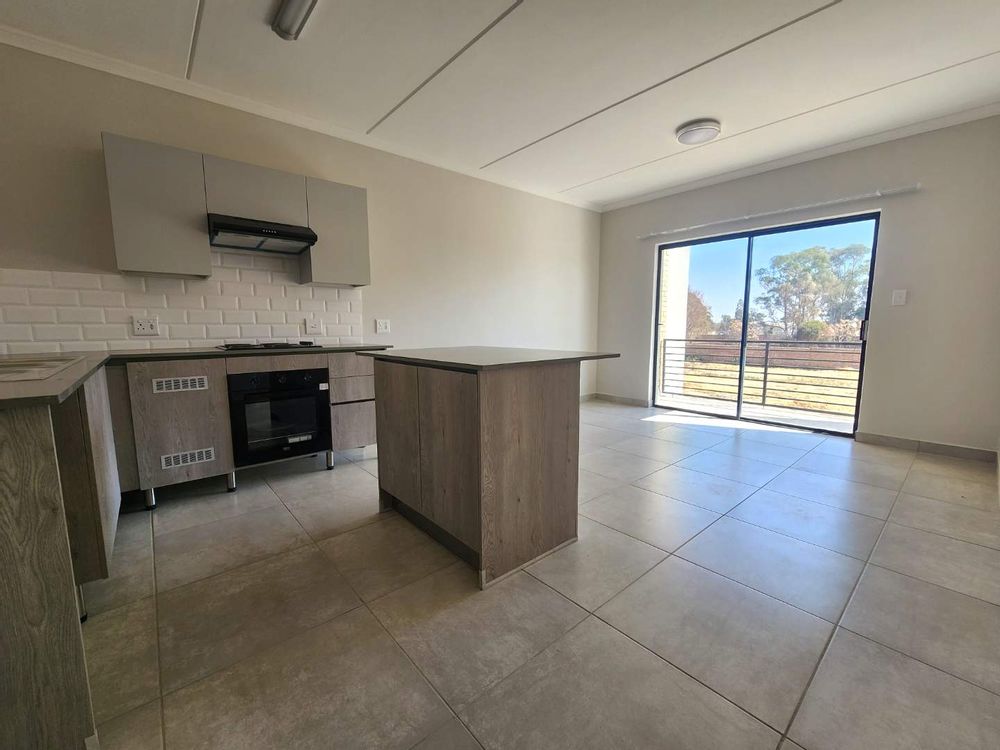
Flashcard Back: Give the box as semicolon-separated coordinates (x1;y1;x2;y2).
303;373;313;382
278;374;288;384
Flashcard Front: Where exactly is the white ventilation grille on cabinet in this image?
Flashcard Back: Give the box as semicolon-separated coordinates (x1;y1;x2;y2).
160;447;216;470
152;375;209;393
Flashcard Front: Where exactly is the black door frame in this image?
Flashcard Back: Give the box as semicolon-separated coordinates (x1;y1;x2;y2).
651;211;881;436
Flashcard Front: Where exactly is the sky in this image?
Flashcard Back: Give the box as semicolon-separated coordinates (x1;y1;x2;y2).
663;218;877;320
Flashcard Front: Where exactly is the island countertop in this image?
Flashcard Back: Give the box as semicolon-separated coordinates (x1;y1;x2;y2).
358;346;619;371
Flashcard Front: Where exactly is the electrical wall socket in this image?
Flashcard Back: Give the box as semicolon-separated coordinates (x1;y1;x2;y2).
132;316;159;336
304;318;323;335
375;319;391;334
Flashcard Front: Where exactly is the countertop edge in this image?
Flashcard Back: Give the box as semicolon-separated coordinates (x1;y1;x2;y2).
357;350;620;371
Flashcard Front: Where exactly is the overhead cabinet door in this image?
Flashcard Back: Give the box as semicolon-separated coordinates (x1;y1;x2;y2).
103;133;212;277
300;177;370;286
203;155;308;226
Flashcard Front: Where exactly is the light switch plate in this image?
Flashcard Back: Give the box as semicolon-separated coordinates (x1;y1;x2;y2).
132;316;159;336
891;289;907;306
304;318;323;335
375;319;391;334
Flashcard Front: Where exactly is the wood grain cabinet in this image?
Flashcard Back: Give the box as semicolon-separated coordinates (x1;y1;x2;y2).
126;358;234;489
373;361;420;508
102;132;212;277
329;353;377;451
51;368;122;584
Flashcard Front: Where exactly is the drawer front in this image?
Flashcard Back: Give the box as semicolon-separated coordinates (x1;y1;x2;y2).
329;352;374;378
330;375;375;404
226;353;328;374
331;401;376;451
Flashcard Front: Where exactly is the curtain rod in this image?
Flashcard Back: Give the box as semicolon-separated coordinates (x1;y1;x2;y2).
637;184;922;241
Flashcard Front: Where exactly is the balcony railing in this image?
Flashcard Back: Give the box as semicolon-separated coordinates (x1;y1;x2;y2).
657;338;862;415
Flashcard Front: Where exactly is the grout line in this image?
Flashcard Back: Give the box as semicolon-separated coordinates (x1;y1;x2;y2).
149;510;167;749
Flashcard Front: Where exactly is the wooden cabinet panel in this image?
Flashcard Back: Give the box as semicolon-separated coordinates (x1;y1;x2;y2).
203;155;307;226
374;361;420;510
331;401;376;451
225;353;327;374
102;132;212;277
418;368;480;550
52;369;121;584
329;352;374;378
330;375;375;404
300;178;370;287
127;358;234;488
105;364;139;492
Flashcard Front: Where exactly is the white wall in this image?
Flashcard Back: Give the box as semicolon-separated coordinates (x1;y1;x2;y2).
0;45;601;389
598;116;1000;451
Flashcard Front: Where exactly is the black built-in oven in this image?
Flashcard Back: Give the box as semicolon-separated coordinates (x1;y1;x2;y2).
228;368;331;467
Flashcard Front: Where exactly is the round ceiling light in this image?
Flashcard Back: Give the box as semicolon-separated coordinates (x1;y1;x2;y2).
675;119;722;145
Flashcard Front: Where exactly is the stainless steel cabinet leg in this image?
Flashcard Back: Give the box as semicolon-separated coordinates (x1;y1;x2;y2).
226;471;237;492
144;487;157;509
326;450;335;470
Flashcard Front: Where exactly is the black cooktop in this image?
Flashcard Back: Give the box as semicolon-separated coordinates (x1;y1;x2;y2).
216;342;319;351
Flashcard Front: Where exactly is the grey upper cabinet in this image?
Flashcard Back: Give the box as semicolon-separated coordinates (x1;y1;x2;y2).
203;155;308;225
102;133;212;277
300;177;371;287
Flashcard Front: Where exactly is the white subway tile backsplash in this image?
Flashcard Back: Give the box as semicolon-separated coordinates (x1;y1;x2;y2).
1;269;52;287
80;290;126;307
6;307;57;323
0;257;361;351
29;288;79;306
53;272;102;289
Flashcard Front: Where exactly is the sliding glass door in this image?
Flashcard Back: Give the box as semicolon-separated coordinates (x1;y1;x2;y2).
652;214;879;434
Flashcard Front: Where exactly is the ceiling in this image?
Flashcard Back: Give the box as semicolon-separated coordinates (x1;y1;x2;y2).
1;0;999;210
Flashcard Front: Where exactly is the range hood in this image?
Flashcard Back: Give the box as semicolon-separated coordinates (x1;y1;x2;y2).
207;213;317;255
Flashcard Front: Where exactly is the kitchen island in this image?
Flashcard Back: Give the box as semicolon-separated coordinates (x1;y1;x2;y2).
359;347;619;587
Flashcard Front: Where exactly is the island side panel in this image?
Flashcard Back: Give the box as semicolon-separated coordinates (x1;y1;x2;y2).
478;361;580;585
373;360;421;512
0;405;95;749
417;367;481;551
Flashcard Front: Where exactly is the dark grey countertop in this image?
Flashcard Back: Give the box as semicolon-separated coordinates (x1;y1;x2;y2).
358;346;620;371
0;345;388;409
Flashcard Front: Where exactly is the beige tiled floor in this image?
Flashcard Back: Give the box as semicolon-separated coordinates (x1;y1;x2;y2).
82;402;1000;749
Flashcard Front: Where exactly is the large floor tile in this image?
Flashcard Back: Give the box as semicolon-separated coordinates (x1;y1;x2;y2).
579;484;718;552
96;699;162;750
579;411;671;437
910;453;997;485
578;447;666;482
712;436;808;467
412;718;482;750
82;597;159;725
651;423;729;449
813;437;915;468
82;512;154;615
579;422;632;449
790;629;1000;750
901;469;999;510
633;464;756;513
162;607;451;750
604;434;701;463
154;505;310;591
319;514;457;601
677;517;864;621
370;564;586;706
599;557;831;730
792;452;907;490
152;478;280;536
577;469;623;505
870;523;1000;605
527;517;666;610
677;450;785;486
890;493;1000;550
730;489;884;559
271;465;382;540
766;468;897;519
460;617;779;749
842;565;1000;695
158;545;360;692
738;427;826;451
